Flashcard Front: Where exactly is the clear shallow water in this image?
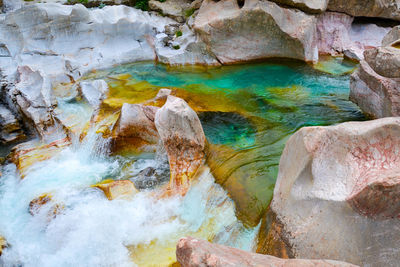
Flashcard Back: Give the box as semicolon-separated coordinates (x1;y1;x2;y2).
0;60;365;266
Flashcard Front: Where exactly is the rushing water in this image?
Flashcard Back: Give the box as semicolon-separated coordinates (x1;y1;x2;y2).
0;59;365;266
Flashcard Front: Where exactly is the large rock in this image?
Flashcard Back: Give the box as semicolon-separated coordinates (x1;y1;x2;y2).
193;0;319;63
350;59;400;118
111;104;159;154
258;118;400;266
155;96;206;195
177;237;358;267
79;80;109;109
149;0;192;23
92;180;138;200
364;46;400;78
270;0;328;14
317;12;391;60
328;0;400;21
382;25;400;46
0;104;25;144
0;3;175;138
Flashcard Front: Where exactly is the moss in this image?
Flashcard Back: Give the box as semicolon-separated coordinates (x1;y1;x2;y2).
185;8;196;18
175;30;182;37
135;0;149;11
172;45;180;50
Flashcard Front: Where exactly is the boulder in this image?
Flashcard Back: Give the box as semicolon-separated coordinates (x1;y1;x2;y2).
131;166;170;190
0;104;25;144
193;0;319;63
79;80;109;110
382;25;400;46
350;60;400;118
364;46;400;78
155;96;206;195
28;193;63;219
270;0;329;14
258;118;400;266
111;104;159;154
92;180;138;200
328;0;400;21
177;237;358;267
316;12;391;60
149;0;192;23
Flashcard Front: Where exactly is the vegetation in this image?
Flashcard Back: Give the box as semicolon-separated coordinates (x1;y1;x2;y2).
185;8;196;18
135;0;149;11
175;30;182;37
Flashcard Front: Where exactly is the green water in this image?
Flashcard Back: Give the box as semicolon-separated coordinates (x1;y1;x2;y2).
91;60;365;226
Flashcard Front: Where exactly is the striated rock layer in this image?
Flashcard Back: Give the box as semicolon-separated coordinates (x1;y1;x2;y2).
177;237;358;267
258;118;400;266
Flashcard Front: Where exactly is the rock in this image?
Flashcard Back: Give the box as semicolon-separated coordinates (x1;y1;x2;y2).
382;25;400;46
149;0;192;23
131;166;170;190
350;60;400;118
364;46;400;78
0;104;25;144
258;118;400;266
79;80;109;109
0;236;7;256
155;96;206;195
317;12;391;60
92;180;138;200
327;0;400;21
0;3;175;140
155;24;220;65
111;104;159;154
270;0;329;14
193;0;319;64
2;0;22;12
28;193;63;219
177;237;358;267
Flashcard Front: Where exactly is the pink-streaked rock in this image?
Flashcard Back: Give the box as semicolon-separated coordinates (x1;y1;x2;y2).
258;118;400;266
193;0;319;64
364;46;400;78
317;12;390;60
155;96;206;195
177;237;358;267
270;0;328;14
350;60;400;118
111;104;159;154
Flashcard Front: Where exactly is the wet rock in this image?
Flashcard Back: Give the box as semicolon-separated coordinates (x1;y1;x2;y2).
328;0;400;21
193;0;319;63
111;104;159;154
132;166;170;190
149;0;192;23
92;180;138;200
316;12;391;60
155;96;206;195
177;237;358;267
79;80;109;109
364;46;400;78
0;236;7;256
28;193;63;219
270;0;328;14
258;118;400;266
0;104;25;144
350;59;400;118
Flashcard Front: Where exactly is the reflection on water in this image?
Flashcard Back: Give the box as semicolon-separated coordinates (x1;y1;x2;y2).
0;59;365;266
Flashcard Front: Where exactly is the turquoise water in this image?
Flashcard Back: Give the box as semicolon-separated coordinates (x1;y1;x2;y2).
93;60;365;225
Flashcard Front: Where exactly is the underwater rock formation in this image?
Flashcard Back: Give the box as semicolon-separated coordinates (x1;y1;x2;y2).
193;0;319;63
258;118;400;266
155;96;206;195
177;237;359;267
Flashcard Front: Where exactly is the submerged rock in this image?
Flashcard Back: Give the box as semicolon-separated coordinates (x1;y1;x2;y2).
92;180;138;200
328;0;400;21
111;104;159;154
258;118;400;266
155;96;206;195
193;0;319;63
177;237;358;267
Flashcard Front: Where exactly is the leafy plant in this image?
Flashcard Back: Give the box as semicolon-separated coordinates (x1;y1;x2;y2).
135;0;149;11
185;8;196;18
175;30;182;37
173;45;180;50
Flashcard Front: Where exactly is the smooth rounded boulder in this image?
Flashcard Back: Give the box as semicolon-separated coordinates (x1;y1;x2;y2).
257;118;400;266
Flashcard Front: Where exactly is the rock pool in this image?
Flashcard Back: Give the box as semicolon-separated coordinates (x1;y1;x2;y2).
0;60;365;266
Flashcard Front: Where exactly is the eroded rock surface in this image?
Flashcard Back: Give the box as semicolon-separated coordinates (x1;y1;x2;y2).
177;237;358;267
93;180;138;200
0;104;25;144
258;118;400;266
111;104;159;154
193;0;319;63
270;0;328;14
328;0;400;21
155;96;206;195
